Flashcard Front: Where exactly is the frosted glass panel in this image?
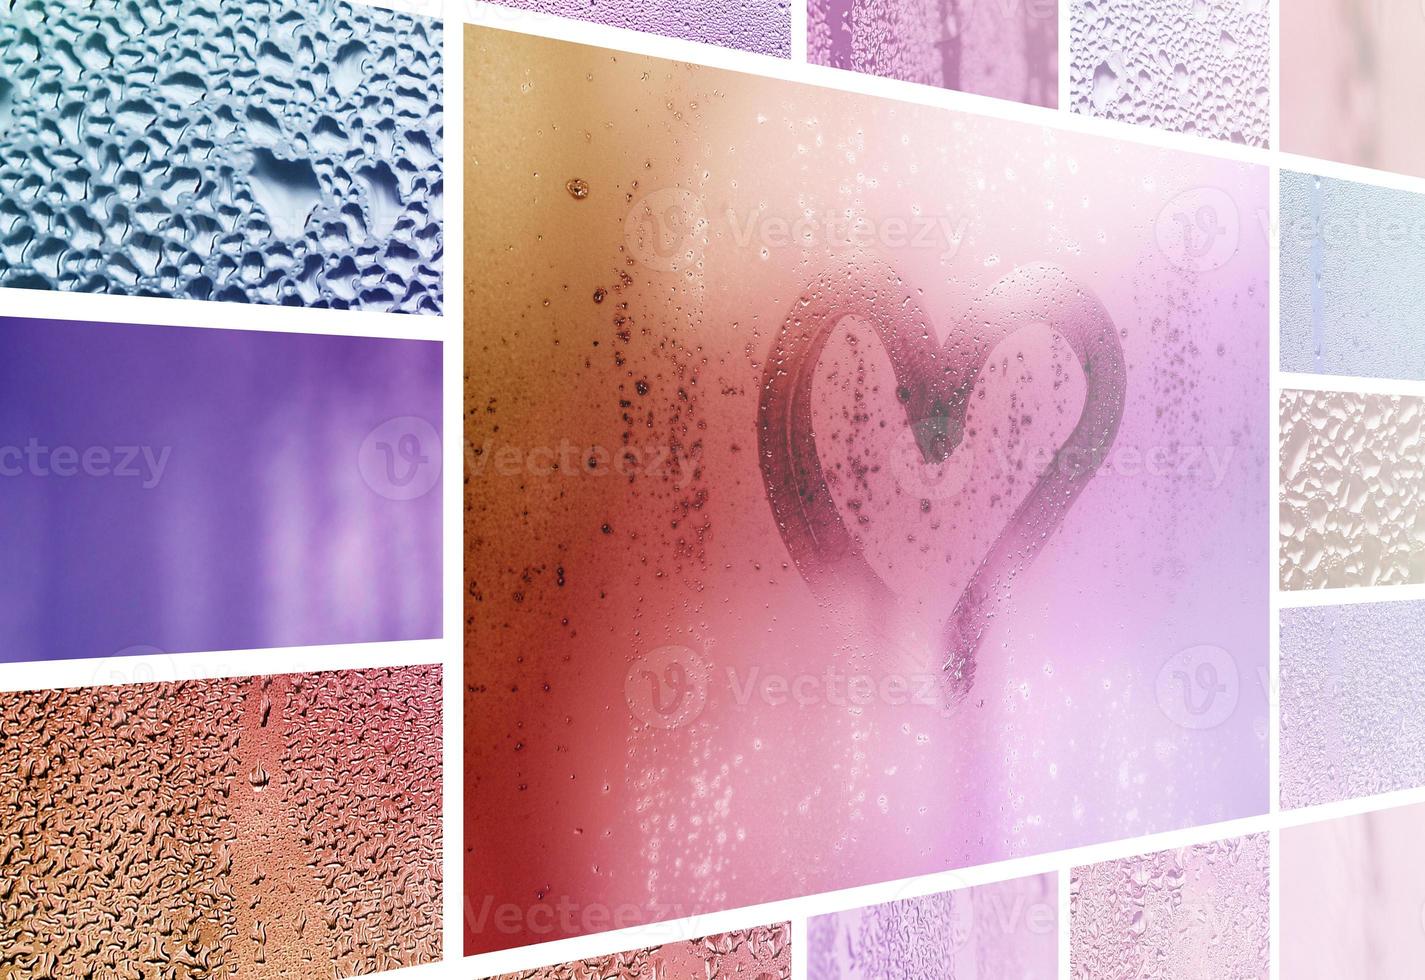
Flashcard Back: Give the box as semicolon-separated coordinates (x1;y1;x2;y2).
0;666;443;974
1071;834;1270;979
809;0;1057;106
1281;171;1425;379
1070;0;1269;145
466;25;1269;956
1281;600;1425;808
1283;0;1425;178
1280;390;1425;590
483;0;791;56
809;875;1058;979
0;0;443;312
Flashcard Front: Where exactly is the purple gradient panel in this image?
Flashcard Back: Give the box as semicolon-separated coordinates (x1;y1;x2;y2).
488;0;792;56
1282;802;1425;979
809;874;1058;980
0;317;442;662
1071;834;1269;979
810;0;1057;106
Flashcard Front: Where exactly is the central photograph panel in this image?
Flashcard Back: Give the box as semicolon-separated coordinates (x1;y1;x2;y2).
464;25;1269;956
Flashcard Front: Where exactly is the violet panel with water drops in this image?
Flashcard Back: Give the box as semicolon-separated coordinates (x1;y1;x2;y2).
807;874;1058;980
808;0;1057;107
1070;833;1270;980
0;315;443;662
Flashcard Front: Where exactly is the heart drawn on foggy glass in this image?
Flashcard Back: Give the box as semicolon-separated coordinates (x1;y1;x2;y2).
757;256;1127;706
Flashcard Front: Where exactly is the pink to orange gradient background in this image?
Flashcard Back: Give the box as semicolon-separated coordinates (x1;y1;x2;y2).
466;26;1269;955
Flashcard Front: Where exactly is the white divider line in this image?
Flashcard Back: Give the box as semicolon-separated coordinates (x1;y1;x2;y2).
0;639;445;693
791;0;808;64
0;285;447;341
1058;0;1071;114
1280;371;1425;398
1058;864;1072;978
443;0;470;963
1278;582;1425;610
1268;156;1281;823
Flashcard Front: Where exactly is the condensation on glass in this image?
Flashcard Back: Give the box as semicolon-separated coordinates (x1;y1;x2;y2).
1280;389;1425;590
0;0;443;312
1071;834;1270;980
1070;0;1269;145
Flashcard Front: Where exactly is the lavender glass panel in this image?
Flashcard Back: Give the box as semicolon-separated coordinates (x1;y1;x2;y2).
808;874;1058;980
1071;833;1270;979
1280;171;1425;381
0;316;442;662
485;0;791;56
1281;599;1425;808
808;0;1057;107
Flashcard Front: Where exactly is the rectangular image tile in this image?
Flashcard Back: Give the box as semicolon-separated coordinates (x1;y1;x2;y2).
1071;834;1270;980
0;664;443;976
484;924;791;979
1070;0;1269;145
1283;0;1425;178
1281;171;1425;381
0;315;443;662
1281;599;1425;808
0;0;443;312
1282;802;1425;979
808;874;1057;979
1280;389;1425;590
465;24;1269;956
809;0;1057;107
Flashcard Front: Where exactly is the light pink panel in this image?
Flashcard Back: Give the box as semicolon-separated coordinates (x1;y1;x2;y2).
1282;803;1425;979
1282;0;1425;176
